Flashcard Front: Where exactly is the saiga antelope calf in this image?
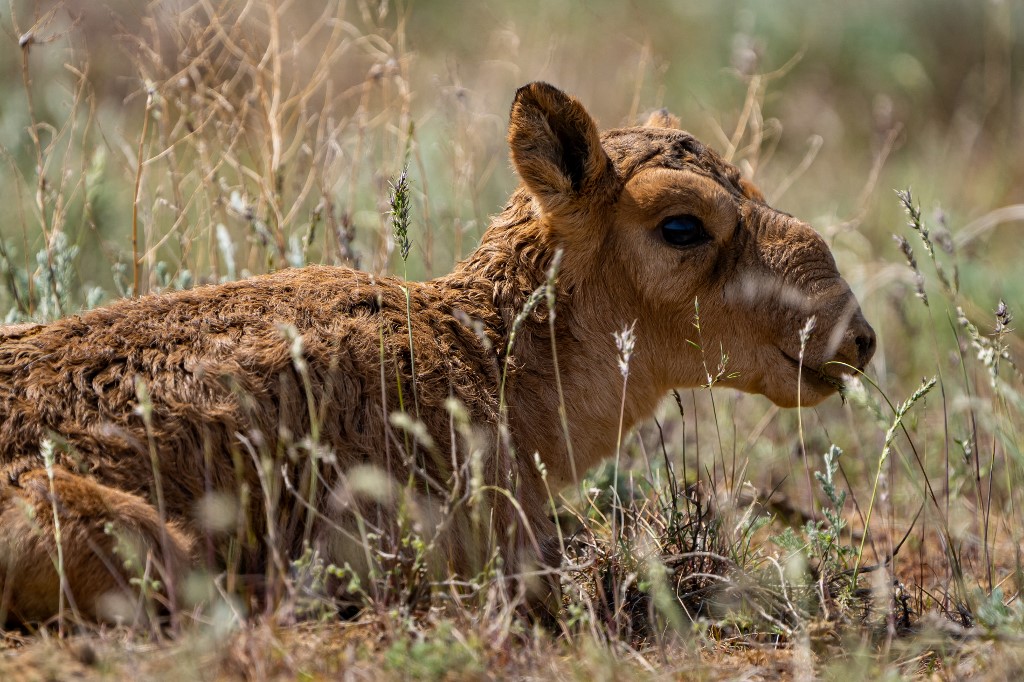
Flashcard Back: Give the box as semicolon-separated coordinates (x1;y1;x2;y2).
0;82;875;624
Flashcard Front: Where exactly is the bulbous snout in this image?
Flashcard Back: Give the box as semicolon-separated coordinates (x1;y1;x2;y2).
802;285;876;384
752;209;876;373
852;313;876;370
833;307;876;372
769;294;876;408
734;205;878;407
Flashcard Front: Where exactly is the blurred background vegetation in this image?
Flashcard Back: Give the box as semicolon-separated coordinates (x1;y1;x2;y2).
1;0;1024;671
2;1;1020;292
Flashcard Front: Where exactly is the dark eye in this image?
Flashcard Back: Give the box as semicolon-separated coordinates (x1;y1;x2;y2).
659;214;708;247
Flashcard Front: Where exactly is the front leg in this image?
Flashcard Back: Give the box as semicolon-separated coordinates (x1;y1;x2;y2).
508;473;564;625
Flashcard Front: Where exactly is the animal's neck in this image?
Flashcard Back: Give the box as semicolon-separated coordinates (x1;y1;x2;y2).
439;193;669;489
502;319;668;489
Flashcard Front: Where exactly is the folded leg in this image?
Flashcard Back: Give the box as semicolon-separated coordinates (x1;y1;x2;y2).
0;463;194;626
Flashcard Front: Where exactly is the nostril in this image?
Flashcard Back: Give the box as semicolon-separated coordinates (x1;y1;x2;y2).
854;328;877;369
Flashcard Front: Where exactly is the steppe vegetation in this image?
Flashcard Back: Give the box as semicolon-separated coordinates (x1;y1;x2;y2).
1;1;1023;679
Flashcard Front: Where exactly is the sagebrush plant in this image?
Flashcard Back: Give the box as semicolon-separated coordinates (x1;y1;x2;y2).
2;1;1024;679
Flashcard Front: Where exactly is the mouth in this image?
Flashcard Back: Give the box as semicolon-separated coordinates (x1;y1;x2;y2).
780;351;847;395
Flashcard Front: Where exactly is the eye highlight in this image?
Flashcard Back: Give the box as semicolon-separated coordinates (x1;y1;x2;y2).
659;214;708;248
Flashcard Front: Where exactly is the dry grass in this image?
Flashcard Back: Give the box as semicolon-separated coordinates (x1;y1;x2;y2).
2;0;1024;679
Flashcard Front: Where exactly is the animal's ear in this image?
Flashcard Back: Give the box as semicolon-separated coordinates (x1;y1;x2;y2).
644;108;680;129
739;177;765;202
508;83;619;222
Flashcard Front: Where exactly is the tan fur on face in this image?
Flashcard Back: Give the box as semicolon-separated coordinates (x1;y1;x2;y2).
0;82;875;624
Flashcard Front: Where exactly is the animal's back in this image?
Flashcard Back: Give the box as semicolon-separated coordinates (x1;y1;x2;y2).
0;265;502;535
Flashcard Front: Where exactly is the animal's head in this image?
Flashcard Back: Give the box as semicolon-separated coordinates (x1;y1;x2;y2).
506;82;875;407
